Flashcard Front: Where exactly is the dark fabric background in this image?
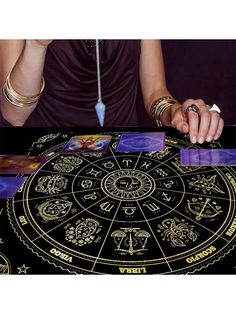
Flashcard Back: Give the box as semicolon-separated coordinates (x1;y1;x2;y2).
138;40;236;126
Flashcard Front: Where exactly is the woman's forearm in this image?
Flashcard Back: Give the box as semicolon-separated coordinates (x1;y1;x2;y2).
0;40;49;126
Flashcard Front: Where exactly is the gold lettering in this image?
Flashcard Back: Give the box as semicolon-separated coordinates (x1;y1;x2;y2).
50;248;73;263
119;267;147;274
226;216;236;237
19;215;28;225
186;246;216;264
226;173;236;193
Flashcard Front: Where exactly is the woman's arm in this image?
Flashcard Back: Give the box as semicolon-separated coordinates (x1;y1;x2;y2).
0;40;51;126
139;40;182;127
139;40;224;143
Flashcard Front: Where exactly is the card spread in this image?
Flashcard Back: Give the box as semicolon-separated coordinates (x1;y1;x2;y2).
115;132;165;152
62;135;112;153
180;149;236;166
0;155;47;174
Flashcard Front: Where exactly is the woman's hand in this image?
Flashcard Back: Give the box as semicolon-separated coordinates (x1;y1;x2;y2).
169;99;224;144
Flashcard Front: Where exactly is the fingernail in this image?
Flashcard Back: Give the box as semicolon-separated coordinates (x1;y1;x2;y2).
206;136;212;142
191;136;197;144
198;137;204;144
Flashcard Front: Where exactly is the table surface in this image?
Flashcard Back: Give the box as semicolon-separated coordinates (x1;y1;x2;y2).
0;126;235;274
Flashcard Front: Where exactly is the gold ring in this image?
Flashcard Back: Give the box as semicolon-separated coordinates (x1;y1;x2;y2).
185;104;200;113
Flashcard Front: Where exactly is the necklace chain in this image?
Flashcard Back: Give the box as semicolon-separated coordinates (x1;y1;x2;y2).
83;39;104;48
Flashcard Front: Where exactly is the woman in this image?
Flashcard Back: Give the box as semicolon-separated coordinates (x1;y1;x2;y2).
0;40;223;143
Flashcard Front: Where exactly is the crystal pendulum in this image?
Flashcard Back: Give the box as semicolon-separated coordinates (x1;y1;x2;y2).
95;39;106;126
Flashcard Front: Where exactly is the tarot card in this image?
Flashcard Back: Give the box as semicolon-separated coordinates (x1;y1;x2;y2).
115;132;165;152
180;149;236;166
0;177;26;198
0;155;47;174
62;135;112;152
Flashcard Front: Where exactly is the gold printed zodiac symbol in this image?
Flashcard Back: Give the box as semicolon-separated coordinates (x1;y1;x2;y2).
100;201;115;212
122;159;132;167
35;175;68;194
186;197;223;221
143;202;160;212
122;206;137;215
154;169;168;177
52;155;83;173
83;192;97;200
140;161;152;170
157;218;198;247
163;180;174;189
81;180;93;189
86;168;102;177
111;228;150;256
37;199;75;222
188;175;225;195
65;218;102;246
102;161;115;169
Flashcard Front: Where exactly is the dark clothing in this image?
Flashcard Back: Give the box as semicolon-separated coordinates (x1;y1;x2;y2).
10;40;142;127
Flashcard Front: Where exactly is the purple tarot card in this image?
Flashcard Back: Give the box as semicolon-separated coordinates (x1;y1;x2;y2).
180;149;236;166
0;177;26;198
115;132;165;152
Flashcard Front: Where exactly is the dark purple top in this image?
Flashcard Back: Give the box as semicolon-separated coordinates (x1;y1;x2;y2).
14;40;142;127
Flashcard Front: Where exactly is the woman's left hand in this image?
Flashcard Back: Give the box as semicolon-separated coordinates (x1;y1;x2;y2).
169;99;224;144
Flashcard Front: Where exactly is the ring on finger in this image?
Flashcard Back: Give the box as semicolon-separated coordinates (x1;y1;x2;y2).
209;103;221;115
185;103;200;114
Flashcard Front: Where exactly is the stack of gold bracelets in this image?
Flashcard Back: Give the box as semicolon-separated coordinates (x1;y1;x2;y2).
150;96;180;127
2;73;45;108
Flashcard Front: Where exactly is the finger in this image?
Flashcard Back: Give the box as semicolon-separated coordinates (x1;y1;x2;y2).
181;100;199;137
186;110;199;144
205;112;221;142
171;108;189;133
197;110;211;143
214;117;224;140
174;118;189;133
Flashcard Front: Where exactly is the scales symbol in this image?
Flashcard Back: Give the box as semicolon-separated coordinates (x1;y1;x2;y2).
122;207;137;215
111;228;150;255
186;197;223;221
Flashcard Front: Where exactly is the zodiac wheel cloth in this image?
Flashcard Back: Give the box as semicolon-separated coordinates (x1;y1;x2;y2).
1;128;236;274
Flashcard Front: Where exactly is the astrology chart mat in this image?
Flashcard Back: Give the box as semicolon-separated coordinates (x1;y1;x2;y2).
0;127;235;274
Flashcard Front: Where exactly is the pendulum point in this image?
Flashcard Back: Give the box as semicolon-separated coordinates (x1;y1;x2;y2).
95;101;106;126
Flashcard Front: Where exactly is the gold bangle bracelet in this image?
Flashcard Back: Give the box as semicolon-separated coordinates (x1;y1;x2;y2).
154;102;174;127
3;73;45;107
150;96;174;120
150;96;179;120
7;72;45;99
2;82;37;108
150;96;180;127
